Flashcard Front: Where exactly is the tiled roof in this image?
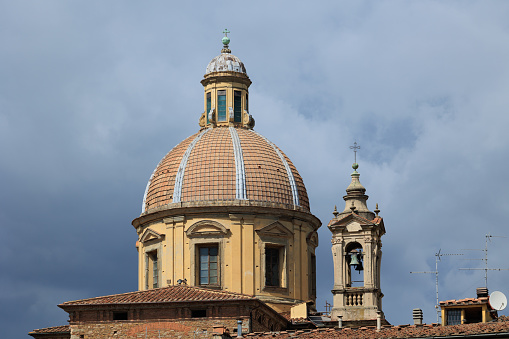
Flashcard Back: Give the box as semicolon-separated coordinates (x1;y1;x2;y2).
244;319;509;338
143;126;310;212
279;311;292;321
328;213;380;227
29;325;70;334
440;296;491;307
59;285;256;306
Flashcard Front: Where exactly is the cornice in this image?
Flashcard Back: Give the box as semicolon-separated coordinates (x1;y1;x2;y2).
132;201;321;230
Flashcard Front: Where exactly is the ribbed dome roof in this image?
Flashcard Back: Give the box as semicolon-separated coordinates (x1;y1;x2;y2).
206;53;246;74
142;126;309;213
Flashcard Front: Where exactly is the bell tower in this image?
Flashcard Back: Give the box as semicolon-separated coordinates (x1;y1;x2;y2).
328;157;386;326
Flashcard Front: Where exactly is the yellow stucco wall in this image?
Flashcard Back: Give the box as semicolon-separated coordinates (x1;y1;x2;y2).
441;304;494;326
135;210;318;311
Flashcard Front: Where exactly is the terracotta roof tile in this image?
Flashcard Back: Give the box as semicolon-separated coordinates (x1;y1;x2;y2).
29;325;70;334
59;285;255;306
329;213;379;227
439;296;491;307
241;318;509;338
143;127;310;213
279;311;291;321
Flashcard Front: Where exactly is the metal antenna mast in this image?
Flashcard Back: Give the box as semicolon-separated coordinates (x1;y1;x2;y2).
411;249;463;323
459;233;508;289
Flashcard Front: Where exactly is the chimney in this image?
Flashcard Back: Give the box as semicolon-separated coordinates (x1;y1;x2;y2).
413;308;423;325
337;315;343;329
477;287;489;298
237;319;243;338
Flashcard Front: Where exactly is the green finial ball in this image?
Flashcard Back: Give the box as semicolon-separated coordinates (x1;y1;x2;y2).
352;163;359;170
222;36;230;45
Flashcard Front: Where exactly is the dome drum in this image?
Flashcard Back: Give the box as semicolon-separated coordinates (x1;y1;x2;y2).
133;201;321;231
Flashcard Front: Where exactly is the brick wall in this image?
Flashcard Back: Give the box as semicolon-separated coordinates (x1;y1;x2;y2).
70;318;248;339
64;300;288;337
69;302;253;323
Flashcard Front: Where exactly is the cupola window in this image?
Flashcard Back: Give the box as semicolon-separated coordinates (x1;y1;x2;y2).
217;90;227;122
206;92;211;124
234;90;242;123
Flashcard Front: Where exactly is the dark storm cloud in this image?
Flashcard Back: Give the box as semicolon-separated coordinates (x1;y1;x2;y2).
2;1;509;338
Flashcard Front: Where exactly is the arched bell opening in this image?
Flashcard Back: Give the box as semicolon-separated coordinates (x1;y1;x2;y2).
345;242;364;287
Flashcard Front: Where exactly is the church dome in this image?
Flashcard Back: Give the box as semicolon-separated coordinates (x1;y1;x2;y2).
205;53;246;74
142;126;310;213
133;33;320;312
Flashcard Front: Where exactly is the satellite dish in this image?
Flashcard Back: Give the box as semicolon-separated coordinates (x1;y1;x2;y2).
489;291;507;311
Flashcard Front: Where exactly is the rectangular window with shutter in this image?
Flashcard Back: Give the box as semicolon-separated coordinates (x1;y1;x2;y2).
146;250;158;289
265;247;280;287
199;245;219;286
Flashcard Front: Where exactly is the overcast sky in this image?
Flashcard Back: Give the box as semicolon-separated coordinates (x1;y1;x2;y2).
2;1;509;338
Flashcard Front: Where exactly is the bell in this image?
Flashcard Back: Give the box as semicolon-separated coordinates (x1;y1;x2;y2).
349;253;361;266
349;253;364;272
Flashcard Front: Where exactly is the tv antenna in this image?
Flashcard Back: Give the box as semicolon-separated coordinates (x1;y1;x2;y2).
324;301;332;316
410;249;463;323
459;233;509;289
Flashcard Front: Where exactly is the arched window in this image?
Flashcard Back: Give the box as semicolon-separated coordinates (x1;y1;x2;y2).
345;242;364;287
186;220;228;287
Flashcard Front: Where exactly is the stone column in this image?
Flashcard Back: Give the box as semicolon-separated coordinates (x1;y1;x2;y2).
229;214;244;293
240;215;255;295
169;216;186;284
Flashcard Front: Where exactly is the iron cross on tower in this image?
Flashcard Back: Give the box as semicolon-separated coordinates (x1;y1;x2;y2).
350;141;361;163
223;29;230;37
